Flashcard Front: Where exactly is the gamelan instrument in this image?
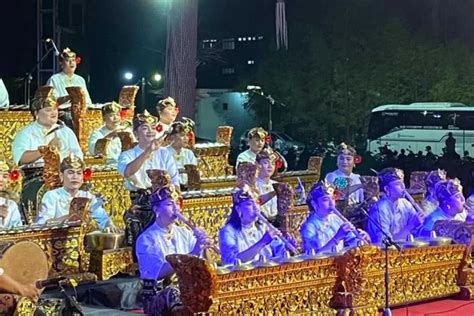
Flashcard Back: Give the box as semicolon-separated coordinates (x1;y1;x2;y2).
256;211;299;254
174;209;220;254
404;190;426;218
331;208;366;244
0;240;49;285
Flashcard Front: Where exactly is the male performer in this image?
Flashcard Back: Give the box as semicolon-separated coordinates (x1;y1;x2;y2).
421;169;447;215
47;47;92;105
135;173;211;315
155;97;179;138
165;121;197;186
418;178;471;237
236;127;268;167
88;101;133;163
325;143;364;205
35;154;118;231
0;160;22;229
367;168;424;243
300;180;369;253
255;148;278;221
12;95;83;167
118;111;179;193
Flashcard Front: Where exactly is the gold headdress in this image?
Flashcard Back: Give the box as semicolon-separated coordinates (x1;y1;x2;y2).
247;127;268;140
60;153;85;172
147;170;180;206
377;167;404;188
307;180;335;203
169;118;195;136
30;96;57;113
336;142;357;157
101;101;121;116
425;169;447;189
132;110;158;130
435;178;463;203
157;97;177;112
60;47;76;61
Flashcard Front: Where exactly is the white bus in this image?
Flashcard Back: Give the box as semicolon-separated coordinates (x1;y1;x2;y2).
366;102;474;156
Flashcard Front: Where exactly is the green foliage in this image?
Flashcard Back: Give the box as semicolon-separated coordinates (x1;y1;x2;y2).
243;1;474;145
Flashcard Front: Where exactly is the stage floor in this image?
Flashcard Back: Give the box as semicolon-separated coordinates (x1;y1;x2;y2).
82;305;140;315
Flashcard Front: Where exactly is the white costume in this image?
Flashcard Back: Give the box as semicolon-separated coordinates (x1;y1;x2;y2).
88;126;133;163
325;169;364;205
255;178;278;219
0;79;9;108
236;149;257;167
0;197;22;229
12;121;83;166
165;146;197;185
35;187;111;229
118;145;179;190
47;72;92;105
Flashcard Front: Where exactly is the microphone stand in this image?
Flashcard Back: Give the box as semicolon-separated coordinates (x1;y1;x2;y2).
248;89;288;132
360;207;401;316
23;46;56;106
59;282;84;316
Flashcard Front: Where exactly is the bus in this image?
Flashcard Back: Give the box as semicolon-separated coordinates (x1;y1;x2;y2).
366;102;474;156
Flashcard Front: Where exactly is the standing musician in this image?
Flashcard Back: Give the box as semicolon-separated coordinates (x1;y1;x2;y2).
165;121;197;186
420;169;447;215
88;101;133;163
155;97;179;138
418;178;472;237
255;148;278;221
218;185;286;265
236;127;268;167
325;142;364;205
367;168;425;243
35;154;118;232
135;172;212;316
0;160;22;229
12;95;83;167
118;110;179;194
300;180;370;254
46;47;92;106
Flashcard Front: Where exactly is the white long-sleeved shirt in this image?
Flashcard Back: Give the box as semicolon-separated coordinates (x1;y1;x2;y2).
46;72;92;105
0;79;9;108
164;146;197;185
0;197;22;229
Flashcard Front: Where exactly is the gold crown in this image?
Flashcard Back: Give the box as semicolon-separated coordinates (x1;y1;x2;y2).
0;161;9;173
133;110;158;130
157;97;177;111
337;142;356;156
60;47;76;59
101;102;121;116
425;169;447;188
247;127;268;140
435;178;463;202
30;96;57;113
60;153;85;172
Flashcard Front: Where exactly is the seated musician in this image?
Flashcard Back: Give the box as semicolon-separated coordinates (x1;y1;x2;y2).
300;181;370;253
367;168;424;243
118;110;179;196
46;47;92;106
325;143;363;205
418;178;472;237
218;185;285;265
88;101;133;163
165;121;197;186
11;95;83;167
135;173;212;315
236;127;267;167
255;148;278;221
0;160;22;229
35;154;118;231
155;97;179;137
0;268;39;314
421;169;447;215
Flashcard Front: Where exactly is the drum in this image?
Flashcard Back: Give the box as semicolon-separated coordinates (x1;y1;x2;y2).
0;241;49;285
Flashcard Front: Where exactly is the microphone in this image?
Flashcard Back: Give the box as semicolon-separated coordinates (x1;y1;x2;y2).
246;85;262;91
45;38;60;56
36;276;68;289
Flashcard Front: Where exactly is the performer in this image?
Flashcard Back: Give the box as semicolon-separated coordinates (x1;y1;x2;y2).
165;121;197;186
35;154;118;231
300;180;370;253
367;168;424;243
325;142;364;205
421;169;447;215
155;97;179;138
135;174;212;315
0;269;39;315
0;160;22;229
88;101;133;163
46;48;92;105
255;148;278;221
418;178;471;237
236;127;268;167
0;78;9;108
117;111;179;193
12;95;83;166
218;185;285;265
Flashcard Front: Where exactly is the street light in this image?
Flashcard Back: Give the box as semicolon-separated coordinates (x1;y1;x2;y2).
123;72;134;81
153;73;162;82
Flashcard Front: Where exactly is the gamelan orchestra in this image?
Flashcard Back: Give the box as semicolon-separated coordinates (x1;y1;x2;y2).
0;48;474;316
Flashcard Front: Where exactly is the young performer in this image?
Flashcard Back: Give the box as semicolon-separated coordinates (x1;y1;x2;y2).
255;148;278;221
418;178;471;237
35;154;118;231
325;143;364;205
0;269;40;314
367;168;425;243
300;180;370;253
165;121;197;186
88;102;133;163
236;127;268;167
12;95;83;166
218;185;285;265
135;173;212;315
421;169;447;215
155;97;179;138
46;47;92;105
117;111;179;192
0;160;22;229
